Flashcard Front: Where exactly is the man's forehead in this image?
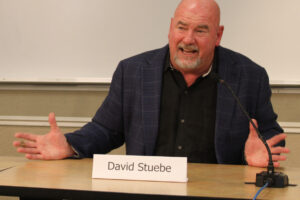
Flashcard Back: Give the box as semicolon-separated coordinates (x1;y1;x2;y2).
176;20;209;29
173;13;212;27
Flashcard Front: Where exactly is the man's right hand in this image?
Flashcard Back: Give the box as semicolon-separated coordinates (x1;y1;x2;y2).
13;112;75;160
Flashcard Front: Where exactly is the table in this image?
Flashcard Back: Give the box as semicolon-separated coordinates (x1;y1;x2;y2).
0;156;299;199
0;156;25;172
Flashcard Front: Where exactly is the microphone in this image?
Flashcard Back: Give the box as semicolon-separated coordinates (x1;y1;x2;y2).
211;72;289;188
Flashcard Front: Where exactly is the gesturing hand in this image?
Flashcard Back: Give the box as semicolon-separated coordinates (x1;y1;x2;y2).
13;112;75;160
244;119;290;167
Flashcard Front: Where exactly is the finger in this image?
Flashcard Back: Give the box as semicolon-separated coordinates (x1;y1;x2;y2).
248;119;258;137
15;132;37;142
12;141;18;147
13;140;37;148
267;134;287;146
48;112;59;131
271;146;290;154
26;154;44;160
272;154;287;162
273;162;280;168
17;147;40;154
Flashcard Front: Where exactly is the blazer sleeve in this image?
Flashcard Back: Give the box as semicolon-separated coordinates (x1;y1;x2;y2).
65;62;125;158
255;68;284;143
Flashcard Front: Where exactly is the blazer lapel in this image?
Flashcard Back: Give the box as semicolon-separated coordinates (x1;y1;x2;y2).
215;47;242;162
142;46;169;155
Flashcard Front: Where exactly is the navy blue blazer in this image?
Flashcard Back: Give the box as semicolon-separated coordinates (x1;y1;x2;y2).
66;45;283;164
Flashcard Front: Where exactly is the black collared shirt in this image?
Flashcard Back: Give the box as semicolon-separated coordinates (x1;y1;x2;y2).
154;52;218;163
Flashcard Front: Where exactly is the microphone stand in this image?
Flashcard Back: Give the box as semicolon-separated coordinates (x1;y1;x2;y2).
214;74;289;188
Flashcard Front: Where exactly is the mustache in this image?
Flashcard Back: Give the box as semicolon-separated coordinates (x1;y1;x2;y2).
178;44;199;52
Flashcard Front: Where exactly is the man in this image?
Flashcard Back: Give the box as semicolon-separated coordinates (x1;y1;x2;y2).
13;0;289;167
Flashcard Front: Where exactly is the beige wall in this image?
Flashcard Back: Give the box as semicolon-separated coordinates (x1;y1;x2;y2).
0;86;299;168
271;92;300;168
272;93;300;122
0;89;106;117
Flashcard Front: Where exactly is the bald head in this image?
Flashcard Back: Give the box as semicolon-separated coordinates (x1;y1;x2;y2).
175;0;221;29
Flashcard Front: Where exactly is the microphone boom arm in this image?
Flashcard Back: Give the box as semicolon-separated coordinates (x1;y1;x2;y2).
212;73;289;188
218;79;274;174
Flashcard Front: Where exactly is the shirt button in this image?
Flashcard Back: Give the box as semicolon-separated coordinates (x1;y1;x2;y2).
178;145;183;150
180;119;185;123
184;90;188;95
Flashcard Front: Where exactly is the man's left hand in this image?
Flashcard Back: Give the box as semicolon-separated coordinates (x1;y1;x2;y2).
244;119;290;167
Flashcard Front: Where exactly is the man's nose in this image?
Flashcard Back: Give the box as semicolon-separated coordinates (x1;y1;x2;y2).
182;30;195;44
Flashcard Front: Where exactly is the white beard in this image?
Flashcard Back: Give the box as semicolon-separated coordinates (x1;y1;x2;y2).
174;55;201;70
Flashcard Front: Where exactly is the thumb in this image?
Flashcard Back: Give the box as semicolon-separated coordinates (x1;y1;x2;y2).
48;112;59;132
249;119;258;137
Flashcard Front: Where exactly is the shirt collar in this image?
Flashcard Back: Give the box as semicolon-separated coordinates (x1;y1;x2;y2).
168;62;213;78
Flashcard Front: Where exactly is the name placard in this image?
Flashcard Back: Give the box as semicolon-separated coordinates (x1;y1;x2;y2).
92;154;187;182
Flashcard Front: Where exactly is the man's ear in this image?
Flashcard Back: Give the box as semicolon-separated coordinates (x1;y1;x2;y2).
215;25;224;46
168;18;174;40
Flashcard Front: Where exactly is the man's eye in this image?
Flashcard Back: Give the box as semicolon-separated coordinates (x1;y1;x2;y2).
196;28;209;33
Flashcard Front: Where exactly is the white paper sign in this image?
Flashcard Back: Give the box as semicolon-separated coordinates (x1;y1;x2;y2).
92;154;187;182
